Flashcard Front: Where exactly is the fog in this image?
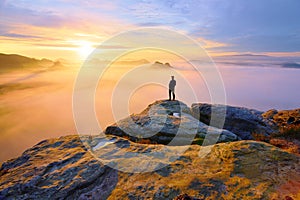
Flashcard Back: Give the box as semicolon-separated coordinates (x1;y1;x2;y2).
1;63;300;162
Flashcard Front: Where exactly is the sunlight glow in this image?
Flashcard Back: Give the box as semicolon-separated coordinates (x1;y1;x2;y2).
76;40;95;60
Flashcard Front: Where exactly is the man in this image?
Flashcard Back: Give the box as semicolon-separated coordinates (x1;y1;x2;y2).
168;76;176;101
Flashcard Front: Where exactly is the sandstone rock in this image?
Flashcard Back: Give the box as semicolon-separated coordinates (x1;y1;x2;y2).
2;101;299;199
263;108;300;127
191;103;275;139
141;100;191;115
0;135;118;200
263;108;300;154
1;135;299;199
105;100;239;145
174;193;199;200
262;109;278;119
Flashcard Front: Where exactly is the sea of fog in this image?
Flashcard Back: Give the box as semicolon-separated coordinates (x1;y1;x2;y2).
0;63;299;162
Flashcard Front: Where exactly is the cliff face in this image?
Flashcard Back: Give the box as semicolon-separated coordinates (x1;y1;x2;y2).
0;100;299;199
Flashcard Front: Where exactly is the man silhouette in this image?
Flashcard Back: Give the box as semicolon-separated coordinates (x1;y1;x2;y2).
168;76;176;101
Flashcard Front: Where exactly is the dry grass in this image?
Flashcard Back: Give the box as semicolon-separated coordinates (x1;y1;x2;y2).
137;138;154;144
274;124;300;140
269;138;300;154
252;133;270;142
252;124;300;155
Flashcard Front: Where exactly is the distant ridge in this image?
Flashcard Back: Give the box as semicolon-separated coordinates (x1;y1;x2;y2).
0;53;62;72
282;62;300;69
113;59;150;65
229;53;271;57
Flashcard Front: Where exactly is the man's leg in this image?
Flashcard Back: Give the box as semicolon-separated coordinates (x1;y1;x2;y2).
172;91;175;100
169;89;172;100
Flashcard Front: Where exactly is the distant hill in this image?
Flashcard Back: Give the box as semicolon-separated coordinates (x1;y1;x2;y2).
113;59;150;65
229;53;271;57
0;53;63;73
282;62;300;69
152;61;173;68
210;53;300;68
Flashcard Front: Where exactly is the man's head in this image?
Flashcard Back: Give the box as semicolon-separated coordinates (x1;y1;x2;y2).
171;75;174;80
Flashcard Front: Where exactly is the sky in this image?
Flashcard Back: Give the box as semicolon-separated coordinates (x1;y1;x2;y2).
0;0;300;61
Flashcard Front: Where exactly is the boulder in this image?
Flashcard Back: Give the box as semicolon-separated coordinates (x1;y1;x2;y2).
1;135;299;199
191;103;275;139
262;109;278;119
263;108;300;127
105;100;239;145
140;100;191;115
0;135;118;200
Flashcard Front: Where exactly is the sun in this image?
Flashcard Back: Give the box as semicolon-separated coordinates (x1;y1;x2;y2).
76;41;95;60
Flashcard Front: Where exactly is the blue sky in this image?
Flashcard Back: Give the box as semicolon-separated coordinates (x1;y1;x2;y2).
0;0;299;59
119;0;300;52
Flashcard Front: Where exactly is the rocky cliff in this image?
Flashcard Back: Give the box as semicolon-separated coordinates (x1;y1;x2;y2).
0;100;299;199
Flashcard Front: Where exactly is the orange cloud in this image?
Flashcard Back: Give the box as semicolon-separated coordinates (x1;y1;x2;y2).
196;37;228;49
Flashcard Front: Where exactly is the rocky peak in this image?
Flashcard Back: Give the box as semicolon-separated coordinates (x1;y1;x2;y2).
105;100;239;145
140;100;191;115
1;101;300;199
153;61;173;67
